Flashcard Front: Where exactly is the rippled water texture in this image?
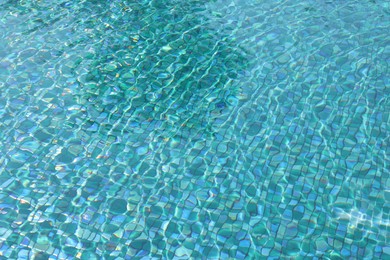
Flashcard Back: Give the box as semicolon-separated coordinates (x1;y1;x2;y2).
0;0;389;259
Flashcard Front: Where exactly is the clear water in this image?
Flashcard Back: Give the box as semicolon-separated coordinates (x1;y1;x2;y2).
0;0;389;259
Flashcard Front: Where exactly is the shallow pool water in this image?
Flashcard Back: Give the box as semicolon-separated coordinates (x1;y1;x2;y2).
0;0;389;259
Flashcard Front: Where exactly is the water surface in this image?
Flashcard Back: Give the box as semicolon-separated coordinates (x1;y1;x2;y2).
0;0;389;259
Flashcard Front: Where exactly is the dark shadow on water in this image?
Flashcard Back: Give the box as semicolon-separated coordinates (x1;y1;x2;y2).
73;0;250;139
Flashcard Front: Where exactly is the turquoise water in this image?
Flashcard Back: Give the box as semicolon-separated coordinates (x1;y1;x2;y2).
0;0;389;259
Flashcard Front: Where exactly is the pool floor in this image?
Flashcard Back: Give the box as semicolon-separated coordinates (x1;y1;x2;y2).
0;0;389;259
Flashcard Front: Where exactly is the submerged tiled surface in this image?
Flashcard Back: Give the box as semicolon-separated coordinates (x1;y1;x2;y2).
0;0;389;259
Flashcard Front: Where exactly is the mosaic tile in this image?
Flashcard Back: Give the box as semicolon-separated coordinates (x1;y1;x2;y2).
0;0;389;259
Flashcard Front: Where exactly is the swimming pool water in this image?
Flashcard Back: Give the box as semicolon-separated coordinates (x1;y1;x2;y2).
0;0;389;259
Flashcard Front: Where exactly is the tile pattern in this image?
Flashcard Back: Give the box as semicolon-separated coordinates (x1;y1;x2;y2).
0;0;389;259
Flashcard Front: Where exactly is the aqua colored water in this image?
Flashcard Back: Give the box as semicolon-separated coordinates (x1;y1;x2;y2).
0;0;389;259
